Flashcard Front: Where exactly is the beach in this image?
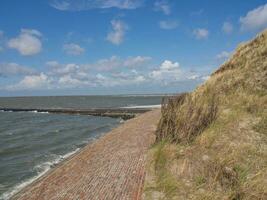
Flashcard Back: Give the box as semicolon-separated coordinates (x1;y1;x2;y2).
11;109;160;200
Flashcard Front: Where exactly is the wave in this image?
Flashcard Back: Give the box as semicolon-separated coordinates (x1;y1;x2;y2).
34;111;49;114
0;148;80;200
0;110;13;113
25;110;49;114
29;110;38;113
0;110;49;114
121;104;161;109
85;124;111;134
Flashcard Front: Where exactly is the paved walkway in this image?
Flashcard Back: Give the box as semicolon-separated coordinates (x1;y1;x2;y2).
13;109;161;200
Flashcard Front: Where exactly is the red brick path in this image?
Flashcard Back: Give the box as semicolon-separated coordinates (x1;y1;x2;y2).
13;109;160;200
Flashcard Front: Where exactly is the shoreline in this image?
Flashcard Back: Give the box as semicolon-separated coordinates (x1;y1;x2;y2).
10;140;88;199
9;129;115;200
6;124;118;200
2;147;81;200
10;109;161;200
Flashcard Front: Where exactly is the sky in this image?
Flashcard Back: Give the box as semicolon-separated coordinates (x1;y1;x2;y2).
0;0;267;96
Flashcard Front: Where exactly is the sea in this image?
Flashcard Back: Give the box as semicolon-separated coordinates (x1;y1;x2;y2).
0;95;163;200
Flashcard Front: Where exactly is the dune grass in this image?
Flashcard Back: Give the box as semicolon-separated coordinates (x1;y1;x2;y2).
144;29;267;199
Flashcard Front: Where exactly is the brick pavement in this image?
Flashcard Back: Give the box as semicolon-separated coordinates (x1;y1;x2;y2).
13;109;161;200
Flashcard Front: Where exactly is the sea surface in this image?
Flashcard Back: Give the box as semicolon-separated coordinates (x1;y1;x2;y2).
0;95;163;199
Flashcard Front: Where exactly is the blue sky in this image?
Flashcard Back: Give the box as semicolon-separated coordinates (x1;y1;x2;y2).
0;0;267;96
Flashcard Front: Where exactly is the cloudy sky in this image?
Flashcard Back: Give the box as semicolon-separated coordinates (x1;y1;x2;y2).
0;0;267;96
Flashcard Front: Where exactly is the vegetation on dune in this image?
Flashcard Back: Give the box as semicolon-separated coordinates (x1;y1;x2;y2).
144;29;267;199
156;92;218;143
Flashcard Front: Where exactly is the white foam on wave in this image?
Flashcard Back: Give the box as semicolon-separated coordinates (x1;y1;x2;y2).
0;148;80;200
0;110;49;114
38;111;49;114
29;110;38;113
0;110;14;113
121;104;161;109
2;110;13;112
29;110;49;114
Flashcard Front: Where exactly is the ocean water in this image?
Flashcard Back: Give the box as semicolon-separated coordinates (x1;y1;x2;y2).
0;95;163;199
0;95;163;109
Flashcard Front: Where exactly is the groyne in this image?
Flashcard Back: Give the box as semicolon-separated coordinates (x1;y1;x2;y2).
0;107;152;120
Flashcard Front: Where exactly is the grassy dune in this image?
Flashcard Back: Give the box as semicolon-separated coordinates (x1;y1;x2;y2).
144;29;267;199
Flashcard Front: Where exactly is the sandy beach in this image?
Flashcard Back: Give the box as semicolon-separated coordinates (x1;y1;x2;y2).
11;109;161;200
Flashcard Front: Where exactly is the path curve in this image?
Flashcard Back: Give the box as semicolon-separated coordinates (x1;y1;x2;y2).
13;109;161;200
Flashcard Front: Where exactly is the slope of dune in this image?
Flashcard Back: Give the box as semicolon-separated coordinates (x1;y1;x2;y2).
144;29;267;199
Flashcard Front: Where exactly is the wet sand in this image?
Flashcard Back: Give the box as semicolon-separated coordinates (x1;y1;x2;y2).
12;109;161;200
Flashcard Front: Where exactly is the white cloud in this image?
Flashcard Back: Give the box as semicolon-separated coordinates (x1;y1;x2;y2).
240;3;267;31
100;0;143;9
187;74;200;80
187;74;209;81
187;74;211;81
46;61;60;68
83;55;151;71
216;51;231;60
123;56;151;67
1;57;212;91
201;75;210;81
48;63;80;76
222;22;233;34
7;29;42;56
134;75;145;83
91;56;121;71
50;0;143;11
49;56;150;88
106;20;128;45
7;73;51;90
149;60;181;81
193;28;209;39
0;63;36;76
154;0;171;15
37;56;151;89
95;71;146;87
159;20;178;30
159;60;179;70
58;75;88;87
21;29;42;37
50;0;70;10
63;43;85;55
148;60;211;85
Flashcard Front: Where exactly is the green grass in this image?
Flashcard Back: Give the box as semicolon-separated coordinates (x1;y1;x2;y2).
153;141;178;199
233;164;250;184
195;176;206;186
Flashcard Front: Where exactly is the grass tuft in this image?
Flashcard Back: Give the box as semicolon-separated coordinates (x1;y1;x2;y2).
156;92;218;143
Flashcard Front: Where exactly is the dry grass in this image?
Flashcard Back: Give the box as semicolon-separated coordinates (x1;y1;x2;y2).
144;29;267;199
253;116;267;135
156;93;218;143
